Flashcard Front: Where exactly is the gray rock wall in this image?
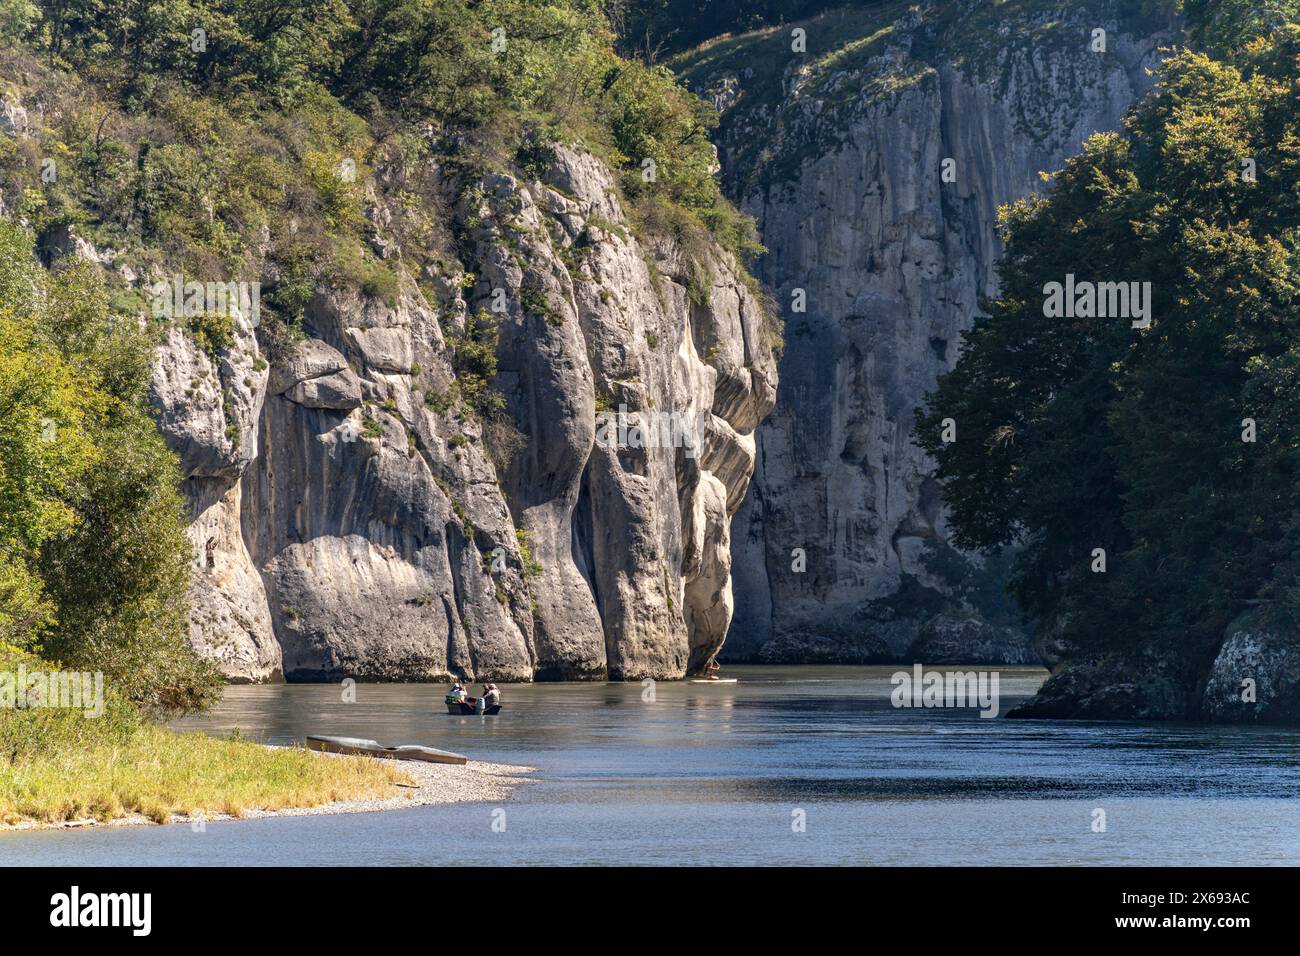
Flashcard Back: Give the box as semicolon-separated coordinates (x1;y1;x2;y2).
153;145;775;682
680;3;1169;661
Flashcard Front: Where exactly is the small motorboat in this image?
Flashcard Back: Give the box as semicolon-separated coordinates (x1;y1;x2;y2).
445;697;502;715
306;735;468;765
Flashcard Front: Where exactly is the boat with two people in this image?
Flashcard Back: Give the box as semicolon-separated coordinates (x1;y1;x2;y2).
445;681;503;715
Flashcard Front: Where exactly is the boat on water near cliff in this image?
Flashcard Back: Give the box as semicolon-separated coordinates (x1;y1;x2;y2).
446;697;502;715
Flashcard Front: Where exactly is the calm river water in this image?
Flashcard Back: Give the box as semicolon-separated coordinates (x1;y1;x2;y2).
5;666;1300;865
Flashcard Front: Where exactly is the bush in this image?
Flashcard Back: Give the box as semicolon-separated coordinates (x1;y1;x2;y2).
188;310;236;360
449;309;506;417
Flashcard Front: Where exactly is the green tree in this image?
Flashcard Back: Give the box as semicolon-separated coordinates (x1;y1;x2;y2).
0;0;38;44
42;259;220;714
0;228;99;647
1185;0;1300;55
0;226;219;714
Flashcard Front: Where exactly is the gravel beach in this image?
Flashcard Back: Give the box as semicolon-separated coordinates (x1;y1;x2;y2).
3;748;538;831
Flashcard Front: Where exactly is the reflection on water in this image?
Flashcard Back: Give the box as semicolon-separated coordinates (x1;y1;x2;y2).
6;666;1300;865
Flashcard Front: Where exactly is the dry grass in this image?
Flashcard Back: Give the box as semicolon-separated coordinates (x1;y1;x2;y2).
0;724;411;826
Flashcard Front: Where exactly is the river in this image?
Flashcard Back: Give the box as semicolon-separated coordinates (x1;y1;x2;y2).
6;666;1300;865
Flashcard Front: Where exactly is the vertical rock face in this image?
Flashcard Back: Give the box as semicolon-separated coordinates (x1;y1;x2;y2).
152;144;776;682
675;1;1171;661
236;289;536;683
150;315;282;683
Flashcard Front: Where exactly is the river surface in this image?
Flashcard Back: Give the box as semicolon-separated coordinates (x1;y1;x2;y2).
6;666;1300;865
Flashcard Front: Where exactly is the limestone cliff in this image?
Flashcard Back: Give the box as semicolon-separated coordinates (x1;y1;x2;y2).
674;0;1175;663
152;145;776;682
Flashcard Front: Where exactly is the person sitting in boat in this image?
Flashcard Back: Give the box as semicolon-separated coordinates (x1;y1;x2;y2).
484;684;501;708
446;681;467;703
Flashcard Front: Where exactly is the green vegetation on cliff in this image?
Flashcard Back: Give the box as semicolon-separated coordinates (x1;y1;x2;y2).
670;0;1186;197
3;0;756;322
612;0;879;61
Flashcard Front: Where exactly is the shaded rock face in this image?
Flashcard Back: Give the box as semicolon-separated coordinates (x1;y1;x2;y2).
1003;608;1300;724
905;614;1037;667
682;4;1169;663
153;145;775;682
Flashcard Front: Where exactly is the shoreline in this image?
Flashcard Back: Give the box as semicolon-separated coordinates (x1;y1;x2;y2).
1;747;538;833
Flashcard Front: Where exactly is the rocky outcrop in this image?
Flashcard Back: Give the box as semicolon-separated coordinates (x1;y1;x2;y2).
905;614;1037;666
150;311;281;683
1202;610;1300;725
1006;648;1195;721
676;0;1173;663
1002;607;1300;723
151;145;775;682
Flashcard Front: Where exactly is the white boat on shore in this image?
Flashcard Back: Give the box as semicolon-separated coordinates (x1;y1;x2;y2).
306;735;469;765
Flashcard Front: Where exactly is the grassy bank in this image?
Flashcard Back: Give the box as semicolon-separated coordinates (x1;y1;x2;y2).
0;648;409;827
0;725;412;826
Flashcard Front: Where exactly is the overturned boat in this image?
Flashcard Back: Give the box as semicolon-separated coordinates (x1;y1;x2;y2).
305;735;468;765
